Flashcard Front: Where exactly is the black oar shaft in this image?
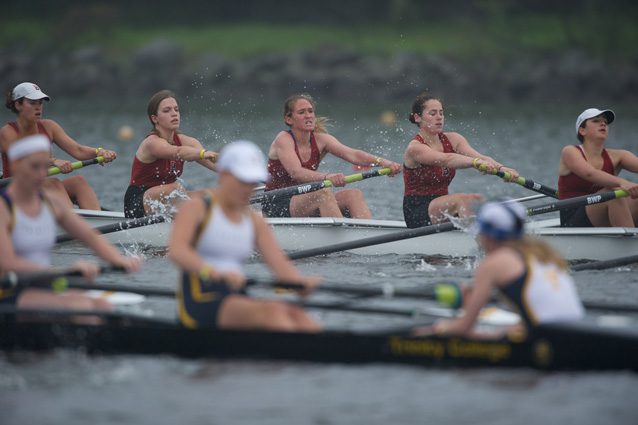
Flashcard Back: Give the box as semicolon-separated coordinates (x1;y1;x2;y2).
250;167;391;205
288;222;456;260
477;164;559;198
572;255;638;271
56;214;166;243
526;190;627;216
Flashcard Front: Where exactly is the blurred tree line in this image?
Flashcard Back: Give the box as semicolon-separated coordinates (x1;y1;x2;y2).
5;0;637;26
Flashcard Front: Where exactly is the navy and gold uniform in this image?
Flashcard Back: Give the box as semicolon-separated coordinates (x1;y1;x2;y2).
177;194;255;329
500;254;585;328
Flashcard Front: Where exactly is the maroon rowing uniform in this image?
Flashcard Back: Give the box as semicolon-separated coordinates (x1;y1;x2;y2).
2;121;52;178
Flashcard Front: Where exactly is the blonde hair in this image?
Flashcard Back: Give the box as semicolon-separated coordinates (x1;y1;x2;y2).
506;237;568;270
283;94;329;134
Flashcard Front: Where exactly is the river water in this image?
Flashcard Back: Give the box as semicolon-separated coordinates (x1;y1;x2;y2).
1;98;637;424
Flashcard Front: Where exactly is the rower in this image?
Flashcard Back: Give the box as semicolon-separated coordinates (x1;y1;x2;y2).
403;92;519;228
414;200;584;337
0;135;141;320
1;82;117;210
169;140;321;331
558;108;638;227
123;89;219;218
262;93;401;218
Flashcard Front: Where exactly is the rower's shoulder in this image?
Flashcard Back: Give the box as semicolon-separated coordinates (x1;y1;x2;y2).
443;131;466;144
271;131;295;149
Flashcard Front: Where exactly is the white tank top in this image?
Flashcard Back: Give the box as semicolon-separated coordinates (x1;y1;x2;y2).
523;258;585;325
11;200;56;267
196;204;255;273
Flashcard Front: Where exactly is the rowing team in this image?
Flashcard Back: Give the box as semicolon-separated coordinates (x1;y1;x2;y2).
2;83;637;226
1;82;637;334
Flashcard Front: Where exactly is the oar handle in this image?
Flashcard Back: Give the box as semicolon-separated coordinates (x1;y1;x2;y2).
476;164;559;198
288;221;457;260
47;156;105;176
0;156;107;188
0;264;126;290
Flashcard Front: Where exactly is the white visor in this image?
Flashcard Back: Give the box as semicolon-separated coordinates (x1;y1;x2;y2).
8;135;51;161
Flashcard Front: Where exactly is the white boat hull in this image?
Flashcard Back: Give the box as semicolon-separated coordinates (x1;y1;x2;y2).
61;210;638;261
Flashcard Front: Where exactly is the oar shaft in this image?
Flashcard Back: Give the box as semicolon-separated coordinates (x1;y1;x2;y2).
288;222;456;260
56;214;166;243
572;254;638;271
250;167;392;205
526;190;628;216
477;164;559;198
0;265;124;290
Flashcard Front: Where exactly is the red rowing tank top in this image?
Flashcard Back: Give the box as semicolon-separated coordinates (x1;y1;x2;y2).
265;130;321;191
129;132;185;188
558;145;615;199
403;133;456;196
2;121;52;178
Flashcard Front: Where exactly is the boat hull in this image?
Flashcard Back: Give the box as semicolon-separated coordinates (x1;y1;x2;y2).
60;212;638;261
1;317;636;371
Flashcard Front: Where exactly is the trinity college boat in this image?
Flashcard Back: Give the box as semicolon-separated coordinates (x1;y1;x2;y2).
0;311;637;371
58;210;638;261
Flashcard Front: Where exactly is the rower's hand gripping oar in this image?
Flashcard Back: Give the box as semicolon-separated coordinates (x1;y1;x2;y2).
250;167;393;205
0;265;125;291
475;163;559;199
0;156;106;188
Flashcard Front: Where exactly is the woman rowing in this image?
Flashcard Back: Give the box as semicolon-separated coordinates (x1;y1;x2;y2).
558;108;638;227
169;140;320;331
262;94;401;218
0;135;141;318
123;89;219;218
1;82;116;210
414;200;584;337
403;93;519;228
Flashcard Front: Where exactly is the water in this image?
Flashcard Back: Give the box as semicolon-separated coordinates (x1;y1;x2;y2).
2;99;638;424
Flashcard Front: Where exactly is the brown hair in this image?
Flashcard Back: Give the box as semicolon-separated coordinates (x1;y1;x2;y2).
576;122;586;143
408;92;442;126
507;237;569;270
283;94;329;134
147;89;177;130
5;89;21;114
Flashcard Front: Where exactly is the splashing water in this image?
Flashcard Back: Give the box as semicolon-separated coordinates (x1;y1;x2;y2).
415;259;437;272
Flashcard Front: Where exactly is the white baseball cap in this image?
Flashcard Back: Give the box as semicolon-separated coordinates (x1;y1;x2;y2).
12;82;50;101
217;140;269;184
575;108;615;134
473;200;526;240
7;134;51;161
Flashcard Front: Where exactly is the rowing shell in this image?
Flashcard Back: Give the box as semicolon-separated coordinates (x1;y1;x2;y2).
1;312;636;371
61;210;638;261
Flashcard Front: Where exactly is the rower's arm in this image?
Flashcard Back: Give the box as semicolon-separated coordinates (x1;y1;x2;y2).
145;136;217;165
615;149;638;174
273;136;327;182
46;120;116;161
180;135;218;171
253;212;302;281
167;197;211;273
52;196;137;269
562;145;629;188
407;140;475;169
322;134;395;168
